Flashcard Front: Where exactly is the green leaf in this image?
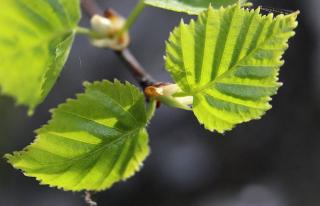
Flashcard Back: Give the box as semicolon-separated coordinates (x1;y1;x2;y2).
165;5;298;133
5;80;150;191
0;0;81;114
144;0;247;14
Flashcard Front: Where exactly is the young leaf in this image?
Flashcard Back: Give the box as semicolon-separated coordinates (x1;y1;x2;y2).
165;5;298;133
0;0;81;114
5;80;151;191
144;0;247;15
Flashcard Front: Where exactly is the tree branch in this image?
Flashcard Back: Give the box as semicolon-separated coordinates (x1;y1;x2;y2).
81;0;156;89
81;0;103;16
115;49;156;89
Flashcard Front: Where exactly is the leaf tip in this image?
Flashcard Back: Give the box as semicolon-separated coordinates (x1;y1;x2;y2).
291;10;300;18
27;108;35;116
179;18;185;25
277;82;284;88
3;153;13;163
4;150;22;168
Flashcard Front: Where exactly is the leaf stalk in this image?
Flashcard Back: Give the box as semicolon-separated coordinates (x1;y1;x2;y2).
75;26;91;35
119;0;146;35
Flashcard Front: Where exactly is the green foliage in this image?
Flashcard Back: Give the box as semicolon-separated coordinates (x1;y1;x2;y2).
0;0;81;114
2;0;300;194
5;80;151;191
144;0;247;14
165;5;298;133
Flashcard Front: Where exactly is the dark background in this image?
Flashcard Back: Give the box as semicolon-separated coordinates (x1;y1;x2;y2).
1;0;319;205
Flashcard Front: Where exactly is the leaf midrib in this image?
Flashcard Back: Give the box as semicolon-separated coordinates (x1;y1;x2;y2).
89;89;144;127
22;128;142;169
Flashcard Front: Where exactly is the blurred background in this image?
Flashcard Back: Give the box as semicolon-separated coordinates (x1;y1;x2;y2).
1;0;320;205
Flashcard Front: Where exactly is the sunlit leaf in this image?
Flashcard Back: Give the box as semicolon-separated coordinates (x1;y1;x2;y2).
6;80;151;191
144;0;248;14
165;5;298;132
0;0;81;113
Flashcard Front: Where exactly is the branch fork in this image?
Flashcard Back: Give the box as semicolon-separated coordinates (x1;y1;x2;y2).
81;0;155;89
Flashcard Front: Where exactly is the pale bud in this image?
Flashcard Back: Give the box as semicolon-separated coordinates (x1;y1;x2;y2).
175;96;193;106
161;84;182;96
145;84;193;110
90;15;112;35
89;12;130;50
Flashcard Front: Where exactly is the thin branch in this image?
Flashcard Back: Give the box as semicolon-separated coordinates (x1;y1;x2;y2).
81;0;103;16
115;49;155;89
81;0;156;89
84;191;97;206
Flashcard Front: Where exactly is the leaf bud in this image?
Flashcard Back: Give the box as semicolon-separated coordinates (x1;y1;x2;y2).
89;10;130;50
145;84;193;110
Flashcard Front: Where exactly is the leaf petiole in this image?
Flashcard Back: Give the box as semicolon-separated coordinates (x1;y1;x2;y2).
75;26;104;38
119;0;146;35
75;26;91;35
146;99;157;121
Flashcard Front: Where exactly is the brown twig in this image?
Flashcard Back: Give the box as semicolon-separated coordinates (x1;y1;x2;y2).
81;0;156;89
115;49;156;89
84;191;97;206
81;0;103;16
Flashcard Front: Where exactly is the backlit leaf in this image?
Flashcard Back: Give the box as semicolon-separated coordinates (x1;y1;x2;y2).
144;0;247;14
165;5;298;132
6;80;151;191
0;0;81;113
